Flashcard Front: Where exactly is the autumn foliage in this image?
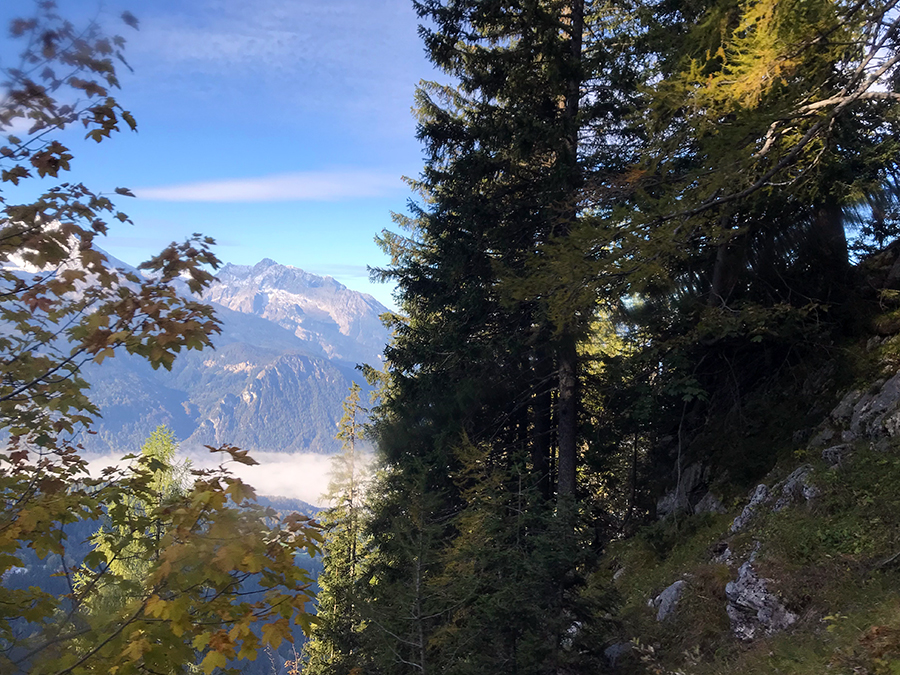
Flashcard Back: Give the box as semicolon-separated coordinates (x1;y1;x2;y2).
0;4;321;674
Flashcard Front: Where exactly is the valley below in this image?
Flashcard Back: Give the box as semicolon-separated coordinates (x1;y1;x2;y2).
78;257;389;500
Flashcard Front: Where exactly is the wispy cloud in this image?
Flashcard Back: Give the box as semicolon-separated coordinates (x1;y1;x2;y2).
135;170;402;202
122;0;428;131
308;264;371;280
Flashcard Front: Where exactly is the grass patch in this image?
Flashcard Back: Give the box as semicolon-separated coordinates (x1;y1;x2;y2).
605;443;900;674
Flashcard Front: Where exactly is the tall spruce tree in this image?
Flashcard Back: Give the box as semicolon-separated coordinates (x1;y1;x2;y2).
374;0;629;512
364;1;634;673
303;384;371;675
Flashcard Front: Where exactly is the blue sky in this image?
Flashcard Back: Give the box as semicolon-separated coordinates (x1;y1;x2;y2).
11;0;440;309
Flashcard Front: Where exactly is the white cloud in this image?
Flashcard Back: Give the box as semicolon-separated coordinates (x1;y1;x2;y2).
203;451;335;505
135;170;402;202
123;0;426;114
131;0;416;72
308;263;371;280
84;450;337;506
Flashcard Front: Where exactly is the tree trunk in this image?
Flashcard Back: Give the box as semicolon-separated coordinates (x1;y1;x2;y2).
532;348;553;500
557;334;578;498
556;0;584;500
709;228;745;307
811;199;849;300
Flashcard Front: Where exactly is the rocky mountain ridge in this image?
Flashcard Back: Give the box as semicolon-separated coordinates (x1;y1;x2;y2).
203;259;388;367
77;256;391;455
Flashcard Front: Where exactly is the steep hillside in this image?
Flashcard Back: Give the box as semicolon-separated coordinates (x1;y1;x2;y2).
600;321;900;674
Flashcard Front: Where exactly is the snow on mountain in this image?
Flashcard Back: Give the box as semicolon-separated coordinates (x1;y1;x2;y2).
203;259;390;368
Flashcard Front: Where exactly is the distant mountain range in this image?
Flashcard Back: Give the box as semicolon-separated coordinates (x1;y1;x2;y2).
77;257;391;456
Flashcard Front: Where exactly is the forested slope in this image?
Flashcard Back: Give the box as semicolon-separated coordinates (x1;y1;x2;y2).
302;1;900;674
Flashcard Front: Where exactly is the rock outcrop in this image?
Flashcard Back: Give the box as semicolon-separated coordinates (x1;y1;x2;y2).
649;580;687;622
656;462;714;518
730;465;818;533
810;370;900;450
725;558;797;640
730;484;770;533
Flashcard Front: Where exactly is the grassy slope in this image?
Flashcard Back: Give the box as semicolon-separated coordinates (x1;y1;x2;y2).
600;332;900;675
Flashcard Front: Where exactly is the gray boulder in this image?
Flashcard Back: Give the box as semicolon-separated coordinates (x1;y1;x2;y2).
715;545;734;566
725;560;797;640
849;374;900;439
603;642;632;668
771;464;818;512
694;491;726;515
841;429;858;443
650;580;687;622
730;484;769;533
822;443;852;468
656;463;710;518
831;389;862;423
807;425;836;448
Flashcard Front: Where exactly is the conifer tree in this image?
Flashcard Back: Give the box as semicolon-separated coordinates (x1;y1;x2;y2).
625;0;900;307
83;426;190;614
356;456;449;675
303;384;371;675
364;2;633;673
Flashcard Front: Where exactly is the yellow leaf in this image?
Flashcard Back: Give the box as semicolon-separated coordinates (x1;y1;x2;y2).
192;631;212;651
144;594;166;618
122;637;150;662
201;650;228;674
260;618;291;650
93;347;115;364
241;552;263;573
238;647;258;661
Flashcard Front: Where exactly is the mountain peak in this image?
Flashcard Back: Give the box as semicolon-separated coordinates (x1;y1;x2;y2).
204;259;389;366
219;260;348;292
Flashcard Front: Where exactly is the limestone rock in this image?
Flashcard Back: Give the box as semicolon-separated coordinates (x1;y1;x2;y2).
808;425;836;448
771;464;819;512
650;580;686;622
694;491;726;515
725;561;797;640
655;491;680;520
822;444;852;468
711;541;734;566
831;390;862;423
656;462;710;518
603;642;632;668
730;484;769;533
848;375;900;439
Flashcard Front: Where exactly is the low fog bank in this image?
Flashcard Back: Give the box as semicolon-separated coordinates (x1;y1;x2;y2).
83;449;339;507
